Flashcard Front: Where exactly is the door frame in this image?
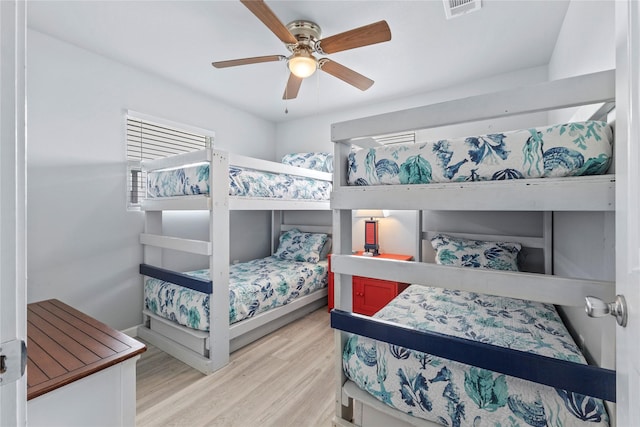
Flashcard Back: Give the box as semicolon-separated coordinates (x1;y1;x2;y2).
0;0;27;425
615;0;640;425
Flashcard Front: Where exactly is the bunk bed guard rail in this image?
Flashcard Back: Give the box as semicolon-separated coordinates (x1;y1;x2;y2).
140;264;212;294
330;310;616;402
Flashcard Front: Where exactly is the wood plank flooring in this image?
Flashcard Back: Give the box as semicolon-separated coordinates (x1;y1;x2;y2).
136;307;335;427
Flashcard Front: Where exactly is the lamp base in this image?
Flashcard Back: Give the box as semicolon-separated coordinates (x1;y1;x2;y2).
363;246;380;256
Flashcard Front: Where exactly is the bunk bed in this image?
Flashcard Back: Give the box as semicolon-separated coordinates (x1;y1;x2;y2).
136;148;333;374
329;70;617;427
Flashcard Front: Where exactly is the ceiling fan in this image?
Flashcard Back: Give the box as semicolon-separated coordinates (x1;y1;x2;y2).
212;0;392;100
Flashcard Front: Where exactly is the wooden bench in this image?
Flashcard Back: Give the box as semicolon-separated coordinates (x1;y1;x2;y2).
27;299;146;426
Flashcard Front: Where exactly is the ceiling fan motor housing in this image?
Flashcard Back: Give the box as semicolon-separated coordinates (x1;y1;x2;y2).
286;21;321;52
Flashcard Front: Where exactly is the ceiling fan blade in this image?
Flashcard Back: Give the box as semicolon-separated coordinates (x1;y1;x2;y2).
212;55;286;68
240;0;298;45
317;20;391;54
319;59;374;91
282;73;303;100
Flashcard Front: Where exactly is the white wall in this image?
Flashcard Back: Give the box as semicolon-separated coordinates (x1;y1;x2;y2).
547;0;616;369
548;0;616;123
27;29;277;330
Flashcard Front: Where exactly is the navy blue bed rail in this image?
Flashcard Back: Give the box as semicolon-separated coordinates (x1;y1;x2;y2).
331;309;615;402
140;263;213;294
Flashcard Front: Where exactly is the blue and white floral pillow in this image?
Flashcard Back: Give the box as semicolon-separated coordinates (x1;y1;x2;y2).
430;233;521;271
281;152;334;173
274;228;328;263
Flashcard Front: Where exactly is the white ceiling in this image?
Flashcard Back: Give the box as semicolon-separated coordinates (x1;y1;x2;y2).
27;0;571;123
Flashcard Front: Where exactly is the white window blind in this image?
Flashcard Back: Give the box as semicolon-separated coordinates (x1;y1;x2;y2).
126;114;213;208
374;131;416;146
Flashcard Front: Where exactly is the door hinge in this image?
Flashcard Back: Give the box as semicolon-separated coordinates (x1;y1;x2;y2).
0;339;27;386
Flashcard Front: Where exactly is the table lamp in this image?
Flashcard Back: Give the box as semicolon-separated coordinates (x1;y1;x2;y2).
355;210;389;256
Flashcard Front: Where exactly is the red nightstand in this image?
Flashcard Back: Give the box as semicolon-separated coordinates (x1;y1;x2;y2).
328;252;413;315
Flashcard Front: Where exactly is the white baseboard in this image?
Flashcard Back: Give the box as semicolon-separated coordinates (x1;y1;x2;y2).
120;324;144;338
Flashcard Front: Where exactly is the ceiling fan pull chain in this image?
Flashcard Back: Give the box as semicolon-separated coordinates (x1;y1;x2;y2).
284;83;289;114
316;70;320;111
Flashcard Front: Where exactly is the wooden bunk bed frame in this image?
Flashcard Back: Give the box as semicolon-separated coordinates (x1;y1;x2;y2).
136;147;332;374
329;69;617;426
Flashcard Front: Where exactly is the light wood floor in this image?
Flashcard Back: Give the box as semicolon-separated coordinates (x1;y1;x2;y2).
136;307;335;427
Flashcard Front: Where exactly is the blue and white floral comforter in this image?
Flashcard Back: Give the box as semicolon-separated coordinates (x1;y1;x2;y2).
144;256;328;331
348;121;612;185
147;164;331;199
343;285;609;427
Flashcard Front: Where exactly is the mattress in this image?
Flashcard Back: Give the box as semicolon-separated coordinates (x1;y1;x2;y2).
348;121;612;185
343;285;609;427
144;256;328;331
147;164;332;200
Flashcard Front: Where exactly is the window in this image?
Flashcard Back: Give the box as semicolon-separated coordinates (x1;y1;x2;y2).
126;112;214;209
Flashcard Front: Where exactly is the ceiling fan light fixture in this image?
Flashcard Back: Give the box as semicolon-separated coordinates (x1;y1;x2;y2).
288;49;317;78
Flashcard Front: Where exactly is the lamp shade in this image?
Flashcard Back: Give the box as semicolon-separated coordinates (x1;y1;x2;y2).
355;209;390;218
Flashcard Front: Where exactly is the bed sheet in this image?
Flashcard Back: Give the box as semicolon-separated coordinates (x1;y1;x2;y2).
348;121;612;185
144;256;328;331
343;285;608;427
147;164;332;199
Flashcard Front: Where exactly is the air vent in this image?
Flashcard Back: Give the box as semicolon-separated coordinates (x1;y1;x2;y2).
443;0;481;19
